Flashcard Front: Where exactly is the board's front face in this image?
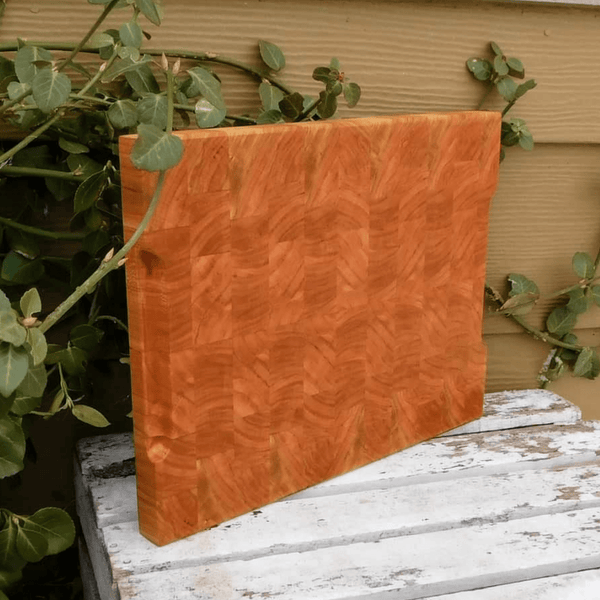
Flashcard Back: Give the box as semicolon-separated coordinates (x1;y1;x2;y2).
120;111;501;546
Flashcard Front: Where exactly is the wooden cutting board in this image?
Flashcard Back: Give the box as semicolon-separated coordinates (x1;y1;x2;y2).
119;111;501;546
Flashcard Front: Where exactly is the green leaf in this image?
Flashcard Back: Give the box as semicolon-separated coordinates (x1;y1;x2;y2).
317;90;338;119
90;31;115;49
515;79;537;99
591;285;600;307
70;324;103;352
257;109;285;125
0;519;26;572
0;291;10;313
573;347;600;379
55;346;87;376
258;40;286;71
278;92;304;119
499;292;537;316
58;138;88;154
187;67;225;110
107;99;138;128
490;41;504;56
131;124;184;172
546;306;577;337
15;522;47;563
566;287;592;315
0;343;29;398
10;394;42;416
14;46;53;84
1;252;44;286
136;93;169;129
125;62;160;94
518;132;534;151
0;414;25;478
15;363;47;398
572;252;595;279
258;82;284;112
102;55;152;82
136;0;161;25
493;55;509;77
119;20;143;48
19;289;41;318
194;98;226;129
72;404;110;427
312;66;331;84
343;82;361;108
67;154;103;177
496;77;517;101
466;57;493;81
326;79;343;96
329;57;341;71
7;81;31;101
508;274;539;298
31;68;71;113
506;57;524;76
6;229;40;260
27;508;75;556
0;567;22;589
44;344;64;365
73;170;108;214
0;312;26;347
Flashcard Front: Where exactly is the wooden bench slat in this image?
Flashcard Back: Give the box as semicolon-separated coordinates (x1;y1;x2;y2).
439;389;580;437
287;420;600;499
117;506;600;600
100;462;600;577
77;420;600;530
422;569;600;599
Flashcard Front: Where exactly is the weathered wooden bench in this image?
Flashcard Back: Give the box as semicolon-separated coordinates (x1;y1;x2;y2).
75;389;600;599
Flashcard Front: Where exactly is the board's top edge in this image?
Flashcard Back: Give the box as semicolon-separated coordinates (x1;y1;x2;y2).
119;110;501;142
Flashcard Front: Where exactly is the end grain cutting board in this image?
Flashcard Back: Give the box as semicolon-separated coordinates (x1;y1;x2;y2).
119;111;501;546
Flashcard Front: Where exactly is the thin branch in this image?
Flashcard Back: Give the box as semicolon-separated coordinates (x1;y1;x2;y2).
0;165;86;182
484;283;583;352
39;170;167;334
0;216;85;241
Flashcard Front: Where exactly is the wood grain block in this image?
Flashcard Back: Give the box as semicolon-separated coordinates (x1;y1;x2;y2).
119;111;501;545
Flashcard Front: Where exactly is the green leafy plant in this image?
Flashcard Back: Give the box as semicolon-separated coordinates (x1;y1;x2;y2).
0;0;362;595
486;251;600;387
467;41;536;160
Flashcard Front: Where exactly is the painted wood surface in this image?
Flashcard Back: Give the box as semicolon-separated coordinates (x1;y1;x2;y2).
74;391;600;600
424;570;600;600
119;111;500;545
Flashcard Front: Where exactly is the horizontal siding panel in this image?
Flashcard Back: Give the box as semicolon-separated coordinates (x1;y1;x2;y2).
1;0;600;142
485;144;600;333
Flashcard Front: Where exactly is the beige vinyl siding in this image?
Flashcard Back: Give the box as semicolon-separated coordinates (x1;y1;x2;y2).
3;0;600;416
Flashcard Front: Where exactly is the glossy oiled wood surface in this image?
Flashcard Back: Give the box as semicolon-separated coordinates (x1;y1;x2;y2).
119;111;501;546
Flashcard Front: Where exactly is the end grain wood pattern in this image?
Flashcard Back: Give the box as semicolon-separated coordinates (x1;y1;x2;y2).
119;111;501;546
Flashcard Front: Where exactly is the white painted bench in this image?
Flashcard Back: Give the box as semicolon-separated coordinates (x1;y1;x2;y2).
75;389;600;599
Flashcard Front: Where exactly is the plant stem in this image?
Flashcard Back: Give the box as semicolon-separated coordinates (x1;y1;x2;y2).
295;98;320;122
39;170;167;334
0;113;62;165
94;314;128;332
166;71;174;134
0;42;295;95
476;82;494;110
0;216;85;240
0;165;86;182
501;99;516;117
57;0;121;73
484;283;583;352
